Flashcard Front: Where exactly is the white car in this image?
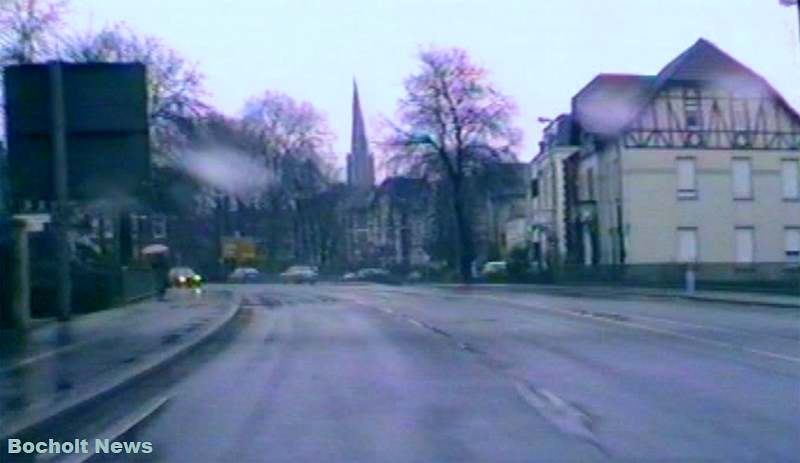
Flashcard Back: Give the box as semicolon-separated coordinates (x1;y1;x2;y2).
229;267;260;282
481;261;507;277
280;265;318;284
353;268;392;282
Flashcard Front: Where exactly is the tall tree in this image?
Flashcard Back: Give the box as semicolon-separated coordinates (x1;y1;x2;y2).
384;47;520;282
0;0;68;140
62;24;208;163
242;91;334;186
242;91;336;263
0;0;66;64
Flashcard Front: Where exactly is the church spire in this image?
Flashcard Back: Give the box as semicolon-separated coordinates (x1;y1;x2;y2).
347;78;375;187
351;79;368;159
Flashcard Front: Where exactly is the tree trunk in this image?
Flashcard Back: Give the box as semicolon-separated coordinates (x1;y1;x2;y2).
451;178;474;283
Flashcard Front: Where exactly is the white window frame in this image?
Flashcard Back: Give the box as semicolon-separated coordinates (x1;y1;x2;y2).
781;159;800;200
684;90;701;131
731;158;753;200
677;157;697;199
785;227;800;267
677;227;698;263
152;215;167;240
734;227;755;265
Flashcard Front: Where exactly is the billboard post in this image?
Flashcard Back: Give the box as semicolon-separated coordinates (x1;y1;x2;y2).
50;62;72;321
4;62;150;323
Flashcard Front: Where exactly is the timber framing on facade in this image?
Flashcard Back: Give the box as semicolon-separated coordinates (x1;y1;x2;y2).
623;85;800;150
573;38;800;152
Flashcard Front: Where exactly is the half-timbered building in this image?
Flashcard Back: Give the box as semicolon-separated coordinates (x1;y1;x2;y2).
563;38;800;276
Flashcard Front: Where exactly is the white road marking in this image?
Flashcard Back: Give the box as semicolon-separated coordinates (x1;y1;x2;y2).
478;294;800;365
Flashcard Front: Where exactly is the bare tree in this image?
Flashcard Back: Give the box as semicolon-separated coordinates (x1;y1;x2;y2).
242;91;334;180
0;0;66;64
383;47;520;282
242;91;337;264
0;0;68;140
62;24;208;163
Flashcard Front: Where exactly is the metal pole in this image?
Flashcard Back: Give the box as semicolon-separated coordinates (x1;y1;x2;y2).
685;263;696;295
50;61;71;321
10;218;30;329
796;3;800;45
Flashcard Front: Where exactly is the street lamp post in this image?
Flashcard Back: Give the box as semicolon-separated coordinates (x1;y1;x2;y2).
782;0;800;45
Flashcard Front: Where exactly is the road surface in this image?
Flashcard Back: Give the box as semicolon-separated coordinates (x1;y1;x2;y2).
101;284;800;462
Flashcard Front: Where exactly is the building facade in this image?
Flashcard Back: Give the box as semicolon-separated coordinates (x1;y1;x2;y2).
534;38;800;287
529;115;579;269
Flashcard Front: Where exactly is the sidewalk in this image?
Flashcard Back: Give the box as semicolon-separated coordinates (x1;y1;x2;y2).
438;283;799;309
0;288;240;440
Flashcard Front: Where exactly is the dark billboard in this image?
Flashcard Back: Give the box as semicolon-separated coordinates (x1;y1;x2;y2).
4;62;150;205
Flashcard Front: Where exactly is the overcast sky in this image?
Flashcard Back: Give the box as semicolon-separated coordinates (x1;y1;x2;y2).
67;0;800;163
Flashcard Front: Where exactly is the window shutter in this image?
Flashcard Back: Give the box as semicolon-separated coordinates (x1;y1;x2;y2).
734;228;754;264
677;158;696;198
782;160;800;200
732;159;752;199
677;228;698;263
785;228;800;264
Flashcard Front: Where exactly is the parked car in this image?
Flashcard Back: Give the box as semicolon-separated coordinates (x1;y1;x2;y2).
481;261;507;278
280;265;318;284
168;267;203;288
356;268;389;279
353;268;393;283
342;272;358;281
229;267;261;283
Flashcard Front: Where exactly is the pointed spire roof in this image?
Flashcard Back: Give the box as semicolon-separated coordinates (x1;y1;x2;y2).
351;79;369;158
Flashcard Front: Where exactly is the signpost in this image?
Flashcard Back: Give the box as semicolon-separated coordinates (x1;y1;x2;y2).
3;62;150;322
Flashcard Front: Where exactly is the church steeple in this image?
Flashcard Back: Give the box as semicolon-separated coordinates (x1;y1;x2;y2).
347;79;375;187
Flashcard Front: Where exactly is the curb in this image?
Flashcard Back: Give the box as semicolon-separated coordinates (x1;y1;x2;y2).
0;290;242;442
681;295;800;309
433;283;798;309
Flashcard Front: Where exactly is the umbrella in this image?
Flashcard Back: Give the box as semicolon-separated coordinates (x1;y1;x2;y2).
140;244;170;255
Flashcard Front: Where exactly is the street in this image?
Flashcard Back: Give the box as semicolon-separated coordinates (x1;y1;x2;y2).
97;284;799;462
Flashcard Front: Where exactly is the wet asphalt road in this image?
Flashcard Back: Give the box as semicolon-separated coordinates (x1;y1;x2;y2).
120;284;799;462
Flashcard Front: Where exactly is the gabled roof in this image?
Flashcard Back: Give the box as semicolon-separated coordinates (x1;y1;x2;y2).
572;74;656;135
572;38;800;137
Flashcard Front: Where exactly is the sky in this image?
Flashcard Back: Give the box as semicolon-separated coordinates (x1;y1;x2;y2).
66;0;800;165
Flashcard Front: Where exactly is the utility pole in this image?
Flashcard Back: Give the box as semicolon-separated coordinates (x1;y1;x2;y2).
10;218;30;329
781;0;800;45
49;61;72;321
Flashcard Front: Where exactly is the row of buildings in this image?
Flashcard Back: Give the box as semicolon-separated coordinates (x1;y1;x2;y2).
339;39;800;288
44;38;793;287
